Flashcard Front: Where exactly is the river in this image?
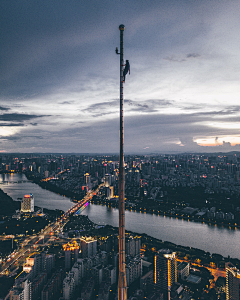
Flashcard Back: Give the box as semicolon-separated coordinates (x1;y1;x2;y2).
0;173;73;212
0;173;239;259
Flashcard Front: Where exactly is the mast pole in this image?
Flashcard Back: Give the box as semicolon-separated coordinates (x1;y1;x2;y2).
118;24;127;300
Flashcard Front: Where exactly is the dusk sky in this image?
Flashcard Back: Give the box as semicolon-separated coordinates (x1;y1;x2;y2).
1;0;240;153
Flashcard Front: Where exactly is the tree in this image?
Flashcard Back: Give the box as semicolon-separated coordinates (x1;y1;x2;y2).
208;288;217;300
216;276;226;288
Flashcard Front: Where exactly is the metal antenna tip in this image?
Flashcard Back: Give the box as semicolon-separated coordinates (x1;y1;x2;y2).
119;24;125;30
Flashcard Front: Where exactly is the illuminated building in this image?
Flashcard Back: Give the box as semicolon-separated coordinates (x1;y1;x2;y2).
25;254;42;279
84;173;91;190
105;174;111;187
80;236;97;258
110;186;114;197
21;194;34;213
63;241;80;269
106;186;114;199
23;253;55;280
154;249;177;300
226;262;240;300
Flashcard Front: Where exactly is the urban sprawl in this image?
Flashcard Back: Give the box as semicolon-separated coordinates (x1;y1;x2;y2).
0;153;240;300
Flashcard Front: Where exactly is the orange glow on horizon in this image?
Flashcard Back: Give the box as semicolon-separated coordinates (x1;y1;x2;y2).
194;135;240;147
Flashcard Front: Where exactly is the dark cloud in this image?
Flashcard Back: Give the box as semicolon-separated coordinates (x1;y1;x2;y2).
164;53;201;63
0;136;21;141
182;105;205;111
186;53;201;58
0;135;43;141
126;99;173;112
0;123;24;127
59;101;75;105
222;140;231;147
0;106;10;111
164;56;186;62
1;110;239;153
125;100;156;113
0;113;48;122
92;112;112;118
83;99;173;115
179;105;240;119
0;1;240;153
83;100;118;112
0;0;216;100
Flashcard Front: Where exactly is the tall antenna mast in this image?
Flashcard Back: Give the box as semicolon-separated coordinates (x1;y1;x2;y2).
116;24;127;300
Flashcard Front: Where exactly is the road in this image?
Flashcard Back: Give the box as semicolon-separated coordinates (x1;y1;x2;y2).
177;258;226;280
0;183;103;276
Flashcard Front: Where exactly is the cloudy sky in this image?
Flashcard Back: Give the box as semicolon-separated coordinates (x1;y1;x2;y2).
1;0;240;154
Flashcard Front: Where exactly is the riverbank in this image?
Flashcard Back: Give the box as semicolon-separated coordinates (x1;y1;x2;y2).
24;172;84;201
91;197;240;230
71;215;234;274
8;172;239;260
0;189;20;217
24;171;240;230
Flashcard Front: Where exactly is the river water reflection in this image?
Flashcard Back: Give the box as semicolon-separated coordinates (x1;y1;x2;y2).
0;173;73;212
1;173;239;259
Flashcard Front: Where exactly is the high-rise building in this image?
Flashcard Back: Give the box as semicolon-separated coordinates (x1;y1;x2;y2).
104;265;117;285
226;262;240;300
41;269;63;300
84;173;91;190
80;279;95;300
125;235;141;257
105;174;111;187
92;264;103;285
8;279;32;300
106;186;114;200
177;261;189;280
44;254;55;274
31;271;47;300
80;236;97;258
63;241;80;269
126;255;142;286
21;194;34;213
154;249;177;300
65;250;71;270
97;282;111;300
23;252;55;279
63;272;75;300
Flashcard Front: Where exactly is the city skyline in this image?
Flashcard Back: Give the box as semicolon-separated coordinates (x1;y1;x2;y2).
1;1;240;153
